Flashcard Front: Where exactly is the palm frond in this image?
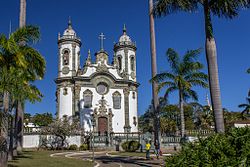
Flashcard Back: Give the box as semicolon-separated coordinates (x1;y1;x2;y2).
164;86;178;100
153;0;198;17
167;48;180;73
150;72;175;83
238;104;249;108
183;48;202;63
188;79;209;88
247;68;250;74
11;25;40;45
158;81;176;92
184;88;198;101
209;0;250;19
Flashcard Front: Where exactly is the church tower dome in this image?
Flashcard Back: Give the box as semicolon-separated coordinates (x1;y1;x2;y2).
119;25;132;43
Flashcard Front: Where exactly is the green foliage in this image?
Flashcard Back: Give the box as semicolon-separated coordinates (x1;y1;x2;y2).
32;112;53;126
79;144;88;151
68;144;78;150
121;141;140;152
166;127;250;166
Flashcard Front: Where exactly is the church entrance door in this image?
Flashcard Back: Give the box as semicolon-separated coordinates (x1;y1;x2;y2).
98;117;108;135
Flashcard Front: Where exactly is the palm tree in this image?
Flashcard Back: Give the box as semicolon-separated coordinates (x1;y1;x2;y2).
16;0;27;153
149;0;160;147
0;26;45;166
153;0;249;133
151;48;208;137
238;95;250;119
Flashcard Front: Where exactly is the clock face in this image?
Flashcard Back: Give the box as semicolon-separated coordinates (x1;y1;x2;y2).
96;83;108;95
62;66;70;74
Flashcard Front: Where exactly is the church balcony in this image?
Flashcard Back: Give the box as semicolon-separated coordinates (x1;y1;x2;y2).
58;35;81;45
114;41;137;51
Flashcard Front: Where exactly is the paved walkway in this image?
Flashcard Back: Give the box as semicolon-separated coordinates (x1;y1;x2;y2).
51;151;165;167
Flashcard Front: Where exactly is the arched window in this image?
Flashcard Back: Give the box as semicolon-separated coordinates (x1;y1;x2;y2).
112;91;121;109
63;50;69;65
83;89;93;108
63;88;68;95
117;56;122;71
130;56;135;71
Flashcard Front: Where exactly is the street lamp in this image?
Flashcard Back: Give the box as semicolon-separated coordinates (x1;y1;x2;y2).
90;114;96;164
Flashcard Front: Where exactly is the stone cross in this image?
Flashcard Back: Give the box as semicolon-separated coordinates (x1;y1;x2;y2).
99;33;105;51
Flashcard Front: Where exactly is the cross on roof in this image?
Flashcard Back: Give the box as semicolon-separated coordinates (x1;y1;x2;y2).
98;33;105;51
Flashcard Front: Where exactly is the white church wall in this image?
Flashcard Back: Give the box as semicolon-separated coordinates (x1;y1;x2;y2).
109;89;125;133
80;87;125;133
82;66;96;77
23;135;40;148
23;135;81;148
129;91;138;132
108;68;122;79
59;87;72;118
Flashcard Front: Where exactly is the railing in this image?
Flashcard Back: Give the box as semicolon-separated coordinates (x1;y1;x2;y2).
58;35;81;41
114;41;136;48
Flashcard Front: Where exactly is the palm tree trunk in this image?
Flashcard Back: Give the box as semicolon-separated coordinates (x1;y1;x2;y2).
8;115;14;160
204;1;225;133
15;102;23;152
149;0;160;147
0;91;9;167
179;90;185;138
19;0;26;28
15;0;26;153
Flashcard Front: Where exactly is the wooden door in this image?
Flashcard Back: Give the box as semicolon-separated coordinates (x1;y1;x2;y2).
98;117;108;135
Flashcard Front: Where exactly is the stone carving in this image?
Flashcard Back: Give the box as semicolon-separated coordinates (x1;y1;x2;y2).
93;96;114;133
62;66;70;74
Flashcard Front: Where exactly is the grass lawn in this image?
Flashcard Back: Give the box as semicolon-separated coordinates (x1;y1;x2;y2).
8;150;93;167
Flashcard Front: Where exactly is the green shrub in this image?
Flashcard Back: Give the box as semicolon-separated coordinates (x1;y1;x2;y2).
166;127;250;166
79;144;88;151
68;144;78;150
121;140;140;152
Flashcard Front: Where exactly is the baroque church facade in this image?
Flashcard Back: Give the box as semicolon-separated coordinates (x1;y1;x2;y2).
55;20;139;134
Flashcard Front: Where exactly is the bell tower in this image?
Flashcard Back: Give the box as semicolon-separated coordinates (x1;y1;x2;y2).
114;25;137;82
58;19;82;78
56;19;82;118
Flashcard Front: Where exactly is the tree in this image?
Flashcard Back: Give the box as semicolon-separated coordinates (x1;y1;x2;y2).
238;94;250;119
0;25;45;165
40;116;80;150
151;48;208;137
32;113;53;127
153;0;250;134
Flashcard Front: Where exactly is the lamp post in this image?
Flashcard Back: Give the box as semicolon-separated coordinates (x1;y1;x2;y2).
91;114;96;164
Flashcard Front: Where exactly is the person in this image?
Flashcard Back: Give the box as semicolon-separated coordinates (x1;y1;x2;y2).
154;140;160;159
145;140;151;160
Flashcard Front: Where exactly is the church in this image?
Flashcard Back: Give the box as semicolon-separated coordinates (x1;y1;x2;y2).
55;20;139;134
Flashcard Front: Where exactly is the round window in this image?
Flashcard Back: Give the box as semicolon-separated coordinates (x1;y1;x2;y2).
96;83;108;95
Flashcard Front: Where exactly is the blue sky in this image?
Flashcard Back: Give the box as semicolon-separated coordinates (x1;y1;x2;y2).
0;0;249;116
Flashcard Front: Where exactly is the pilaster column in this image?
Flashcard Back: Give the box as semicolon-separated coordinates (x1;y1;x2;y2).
72;44;76;76
123;87;131;132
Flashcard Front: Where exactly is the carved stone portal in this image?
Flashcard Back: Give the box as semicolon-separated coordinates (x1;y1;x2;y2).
93;96;113;134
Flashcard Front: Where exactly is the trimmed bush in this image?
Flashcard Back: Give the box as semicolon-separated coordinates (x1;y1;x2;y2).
79;144;88;151
121;140;140;152
166;127;250;166
68;144;78;150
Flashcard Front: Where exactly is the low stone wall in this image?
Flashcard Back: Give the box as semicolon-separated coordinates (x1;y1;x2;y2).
23;134;81;149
